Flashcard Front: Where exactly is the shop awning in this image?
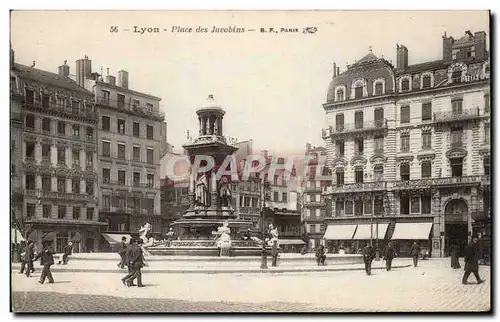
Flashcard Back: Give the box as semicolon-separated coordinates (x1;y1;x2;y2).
11;228;25;243
278;239;306;245
323;224;357;240
102;233;132;245
391;223;433;240
352;224;389;240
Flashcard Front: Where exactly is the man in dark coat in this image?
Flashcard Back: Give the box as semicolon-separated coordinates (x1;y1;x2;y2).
58;241;73;265
124;239;145;287
117;236;128;269
271;241;279;267
462;237;484;285
315;245;326;266
410;241;420;267
19;241;35;277
383;242;397;271
362;243;375;275
121;238;138;286
33;241;55;284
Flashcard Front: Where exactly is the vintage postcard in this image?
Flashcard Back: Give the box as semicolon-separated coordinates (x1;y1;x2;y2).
9;10;491;313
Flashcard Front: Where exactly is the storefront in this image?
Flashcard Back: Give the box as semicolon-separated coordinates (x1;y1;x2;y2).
323;224;357;253
390;222;433;257
277;239;306;253
351;223;389;253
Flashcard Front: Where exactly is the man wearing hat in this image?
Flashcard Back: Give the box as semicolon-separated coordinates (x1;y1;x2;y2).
34;241;55;284
121;238;138;286
58;241;73;265
117;236;128;269
462;236;484;285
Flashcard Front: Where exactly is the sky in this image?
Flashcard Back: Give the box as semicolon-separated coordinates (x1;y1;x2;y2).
10;10;489;155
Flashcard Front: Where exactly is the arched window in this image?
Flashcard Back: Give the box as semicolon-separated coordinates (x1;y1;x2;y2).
336;88;344;101
374;165;384;181
25;114;35;129
401;79;410;91
354;85;363;99
422;75;431;89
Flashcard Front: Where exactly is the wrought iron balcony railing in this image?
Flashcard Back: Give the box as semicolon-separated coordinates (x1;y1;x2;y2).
391;175;487;190
96;96;165;121
22;101;98;120
433;108;481;123
322;119;388;138
323;182;387;194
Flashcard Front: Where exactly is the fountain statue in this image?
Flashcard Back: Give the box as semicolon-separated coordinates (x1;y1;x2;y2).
267;224;279;247
219;176;232;207
195;173;209;207
139;223;152;246
212;221;232;256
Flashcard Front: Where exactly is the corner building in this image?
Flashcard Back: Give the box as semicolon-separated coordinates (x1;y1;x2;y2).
322;31;490;258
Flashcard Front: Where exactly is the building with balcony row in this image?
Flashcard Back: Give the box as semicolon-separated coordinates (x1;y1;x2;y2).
321;30;490;258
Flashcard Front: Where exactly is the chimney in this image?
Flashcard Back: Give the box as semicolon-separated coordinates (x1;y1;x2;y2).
442;32;454;62
118;70;129;89
474;31;487;60
76;55;92;86
58;60;70;77
106;75;116;86
337;67;340;75
333;62;337;77
396;44;408;70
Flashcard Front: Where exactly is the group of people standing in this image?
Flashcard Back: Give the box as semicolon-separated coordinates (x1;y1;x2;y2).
118;237;146;287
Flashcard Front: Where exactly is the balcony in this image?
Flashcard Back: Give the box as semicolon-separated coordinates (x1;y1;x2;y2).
305;200;326;207
305;185;322;193
433;108;481;124
323;182;387;194
34;189;96;203
22;101;98;121
322;119;387;138
391;175;486;190
96;97;165;121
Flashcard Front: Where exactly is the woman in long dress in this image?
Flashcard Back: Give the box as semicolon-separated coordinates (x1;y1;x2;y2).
450;241;461;269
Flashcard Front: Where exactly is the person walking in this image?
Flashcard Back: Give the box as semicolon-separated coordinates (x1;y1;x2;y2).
383;242;397;271
410;241;420;267
58;241;73;265
33;241;55;284
462;237;484;285
123;239;145;287
121;238;138;287
19;241;35;277
450;241;461;269
117;236;128;269
315;245;327;266
362;243;375;275
271;240;279;267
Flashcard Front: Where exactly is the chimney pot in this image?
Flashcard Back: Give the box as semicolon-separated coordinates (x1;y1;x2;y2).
118;70;129;89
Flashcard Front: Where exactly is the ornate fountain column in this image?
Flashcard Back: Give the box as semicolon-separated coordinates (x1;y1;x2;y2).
210;172;218;207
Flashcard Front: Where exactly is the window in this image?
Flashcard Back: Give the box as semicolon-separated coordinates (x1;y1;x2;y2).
86;127;94;141
400;133;410;152
452;99;463;115
354;111;363;129
102;168;110;184
335;140;344;156
147;125;154;140
72;179;80;193
273;175;279;185
102;141;111;157
72;149;80;166
484;157;490;176
133;146;141;161
310;194;316;202
42;144;51;161
451;70;462;83
147;148;154;164
450;158;463;177
421;161;431;178
282;192;287;203
117;94;125;109
374;82;383;95
355;138;364;155
146;103;153;113
103;195;110;210
133;122;140;137
57;147;65;165
335;114;344;131
374;135;384;153
421;196;431;214
484;123;490;144
25;89;34;104
422;132;431;150
309;224;316;234
72;124;80;137
374;108;384;126
132;99;140;108
102;116;110;131
252;198;258;208
451;128;462;147
422;102;432;121
374;165;384;181
244;197;251;207
57;177;66;193
118;119;125;134
401;79;410;91
57;122;66;135
484;94;490;113
422;75;431;89
336;170;344;185
336;89;344;101
355;168;364;183
354;85;363;99
117;143;126;159
43;205;51;218
364;199;372;214
273;191;279;201
400;164;410;181
86;151;93;168
72;207;80;219
42;176;51;191
411;197;420;213
118;170;126;185
345;201;353;216
71;100;79;114
374;198;384;215
354;200;363;216
147;174;154;187
25;174;35;190
400;196;410;215
25;142;35;159
86;180;94;195
42;118;51;132
86;208;94;221
25;114;35;129
401;106;410;123
26;203;36;218
58;205;66;219
133;172;141;186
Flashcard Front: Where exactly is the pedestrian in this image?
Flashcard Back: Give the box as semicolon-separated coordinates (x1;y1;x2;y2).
33;241;55;284
450;241;461;269
117;236;128;269
315;245;327;266
362;243;375;275
383;241;396;271
462;237;484;285
58;241;73;265
123;239;145;287
260;242;268;269
271;240;279;267
19;241;35;277
410;241;420;267
121;238;138;287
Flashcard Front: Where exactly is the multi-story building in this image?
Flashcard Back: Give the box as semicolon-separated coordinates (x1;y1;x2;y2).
75;57;165;238
10;54;105;253
298;144;332;250
321;30;490;258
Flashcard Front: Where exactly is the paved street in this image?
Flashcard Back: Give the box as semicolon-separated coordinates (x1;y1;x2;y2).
12;259;490;312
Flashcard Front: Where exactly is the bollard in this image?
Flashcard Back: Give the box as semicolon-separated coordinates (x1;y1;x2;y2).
260;245;268;269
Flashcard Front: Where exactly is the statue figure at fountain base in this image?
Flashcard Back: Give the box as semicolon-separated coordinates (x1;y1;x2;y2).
212;220;232;256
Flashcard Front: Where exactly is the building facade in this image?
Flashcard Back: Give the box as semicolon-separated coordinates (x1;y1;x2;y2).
10;56;105;253
321;30;490;258
73;57;166;238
